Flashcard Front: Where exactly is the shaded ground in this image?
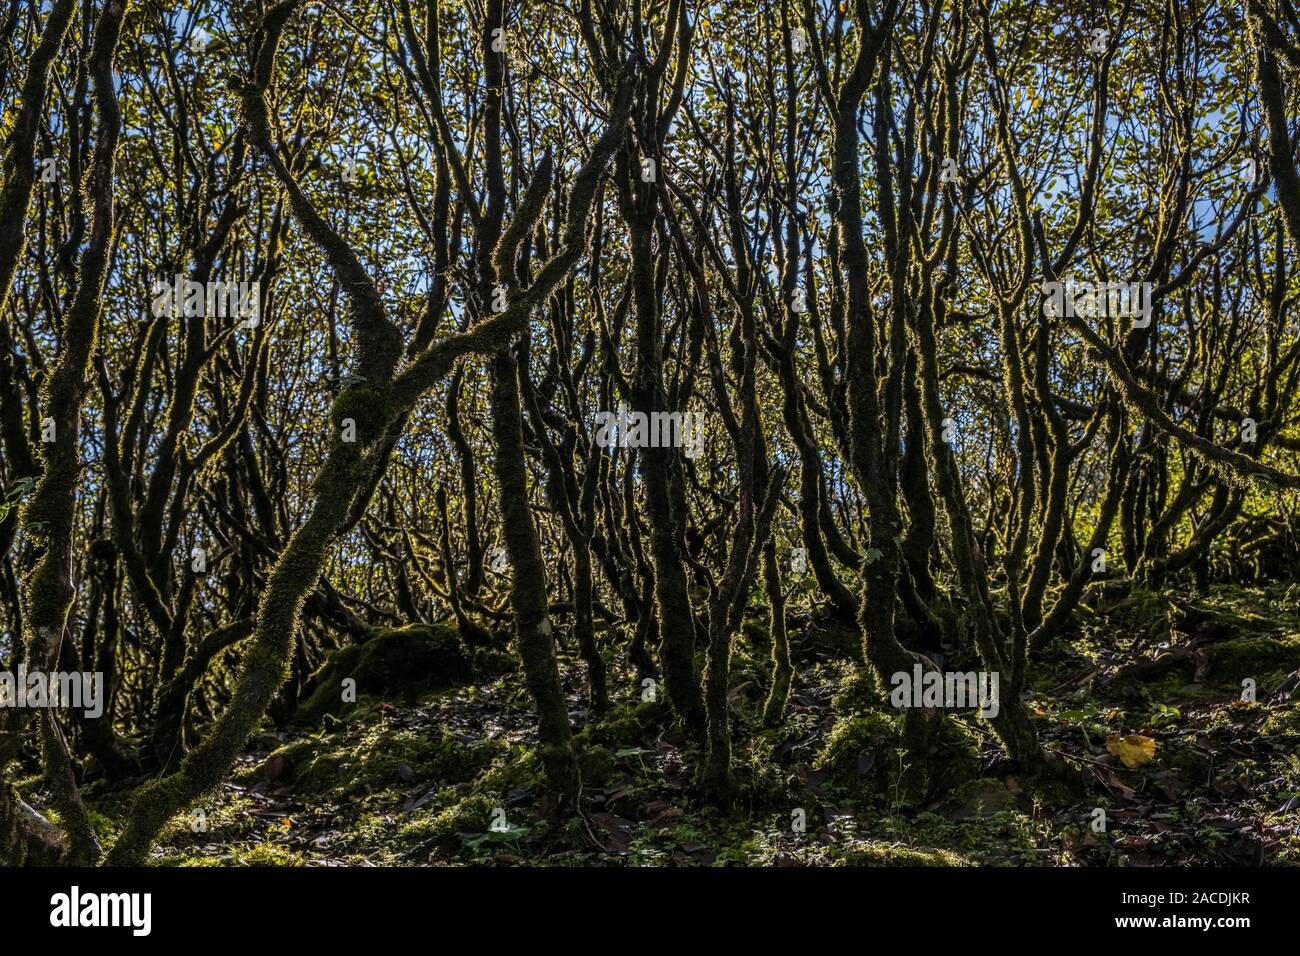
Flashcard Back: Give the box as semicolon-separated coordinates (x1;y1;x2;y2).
52;581;1300;866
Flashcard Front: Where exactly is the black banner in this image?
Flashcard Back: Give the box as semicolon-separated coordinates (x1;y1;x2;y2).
2;865;1290;943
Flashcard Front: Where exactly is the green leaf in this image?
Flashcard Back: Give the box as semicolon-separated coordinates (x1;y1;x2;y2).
614;747;653;758
464;824;530;848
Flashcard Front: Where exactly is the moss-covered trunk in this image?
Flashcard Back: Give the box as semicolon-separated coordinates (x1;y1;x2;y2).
4;0;128;866
488;348;580;803
627;210;705;733
761;540;792;727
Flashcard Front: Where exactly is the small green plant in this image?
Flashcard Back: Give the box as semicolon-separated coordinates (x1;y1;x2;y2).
1149;703;1181;729
889;747;910;814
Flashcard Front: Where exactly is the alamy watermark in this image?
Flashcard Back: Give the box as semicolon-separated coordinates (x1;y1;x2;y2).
151;273;260;328
0;665;104;718
594;403;706;459
50;887;151;936
889;664;1000;719
1042;278;1154;328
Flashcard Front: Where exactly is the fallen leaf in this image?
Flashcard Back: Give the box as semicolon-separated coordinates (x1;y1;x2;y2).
1106;733;1157;768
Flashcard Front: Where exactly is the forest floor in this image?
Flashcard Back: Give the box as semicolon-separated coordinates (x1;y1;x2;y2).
69;581;1300;866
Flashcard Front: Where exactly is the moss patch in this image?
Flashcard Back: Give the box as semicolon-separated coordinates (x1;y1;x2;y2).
816;712;903;795
1261;705;1300;738
295;623;473;723
244;726;504;797
1211;634;1300;689
839;842;967;866
816;710;980;804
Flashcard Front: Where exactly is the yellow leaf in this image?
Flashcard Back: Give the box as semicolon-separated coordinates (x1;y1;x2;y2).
1106;734;1157;769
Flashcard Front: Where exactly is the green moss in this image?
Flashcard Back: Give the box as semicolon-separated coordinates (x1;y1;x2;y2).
296;623;473;723
473;647;519;675
1162;736;1213;776
576;745;618;787
329;383;394;439
236;738;317;784
839;842;966;866
830;663;887;713
1097;588;1171;644
633;699;666;725
402;793;497;842
1197;585;1300;633
1211;633;1300;688
178;841;309;867
86;808;119;845
577;701;658;748
296;753;347;793
471;746;541;795
816;711;980;803
244;726;504;797
1145;671;1222;705
816;712;902;792
359;730;502;787
1261;705;1300;738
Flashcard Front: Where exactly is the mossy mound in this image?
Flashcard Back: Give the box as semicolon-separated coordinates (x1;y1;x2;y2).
1195;584;1300;630
576;700;664;749
1099;587;1168;628
567;700;667;789
816;711;980;803
473;647;520;676
397;794;498;844
295;623;473;723
1161;735;1213;776
817;713;901;790
1210;633;1300;689
830;663;887;714
246;726;506;797
576;744;619;787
